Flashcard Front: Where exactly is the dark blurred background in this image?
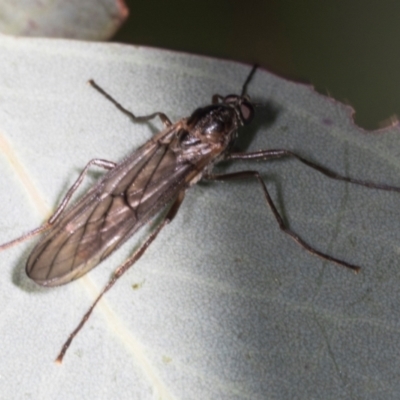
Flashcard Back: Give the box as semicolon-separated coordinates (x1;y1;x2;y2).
114;0;400;131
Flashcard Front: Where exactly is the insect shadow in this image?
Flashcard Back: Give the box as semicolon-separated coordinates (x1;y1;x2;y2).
234;98;280;151
11;245;42;291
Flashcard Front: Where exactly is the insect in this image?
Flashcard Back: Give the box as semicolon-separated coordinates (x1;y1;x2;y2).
1;65;400;363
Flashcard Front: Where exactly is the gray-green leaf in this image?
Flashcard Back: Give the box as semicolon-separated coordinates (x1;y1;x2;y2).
1;35;400;399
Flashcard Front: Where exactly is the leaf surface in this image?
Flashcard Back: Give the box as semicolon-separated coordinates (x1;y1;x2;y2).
1;35;400;399
0;1;128;40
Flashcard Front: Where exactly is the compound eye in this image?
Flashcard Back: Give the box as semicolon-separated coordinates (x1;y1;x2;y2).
240;101;254;124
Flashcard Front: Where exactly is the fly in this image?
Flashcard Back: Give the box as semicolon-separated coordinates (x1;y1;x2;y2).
1;65;400;363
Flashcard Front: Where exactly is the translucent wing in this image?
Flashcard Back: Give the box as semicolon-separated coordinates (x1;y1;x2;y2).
26;126;201;286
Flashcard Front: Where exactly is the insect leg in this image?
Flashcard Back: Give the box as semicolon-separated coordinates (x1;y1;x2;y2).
55;190;186;364
89;80;172;127
205;171;361;272
0;159;116;251
228;149;400;192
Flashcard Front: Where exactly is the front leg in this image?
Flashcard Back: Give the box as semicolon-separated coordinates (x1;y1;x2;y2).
228;149;400;192
205;170;361;272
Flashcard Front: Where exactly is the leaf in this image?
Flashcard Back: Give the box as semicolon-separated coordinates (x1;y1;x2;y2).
1;35;400;399
0;0;128;40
